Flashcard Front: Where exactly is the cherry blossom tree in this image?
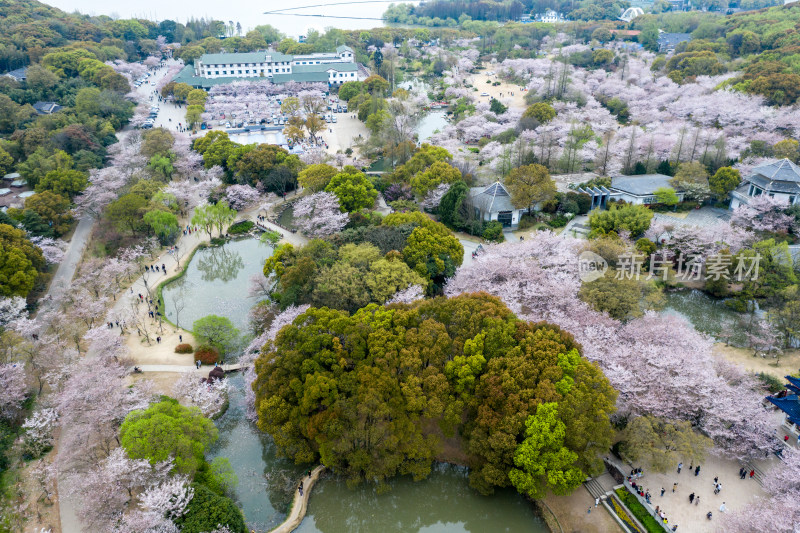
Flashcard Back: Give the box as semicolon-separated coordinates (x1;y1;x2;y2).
138;475;194;521
172;372;228;418
224;184;261;210
292;192;349;238
0;363;28;418
731;195;796;233
21;408;58;458
29;237;67;265
0;296;27;328
386;284;424;305
420;183;451;211
66;447;172;531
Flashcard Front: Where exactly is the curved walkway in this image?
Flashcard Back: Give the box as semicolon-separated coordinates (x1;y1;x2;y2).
270;465;326;533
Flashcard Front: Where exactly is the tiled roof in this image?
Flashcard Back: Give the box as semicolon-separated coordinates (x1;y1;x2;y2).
610;174;675;196
752;158;800;183
469;182;516;213
199;51;294;64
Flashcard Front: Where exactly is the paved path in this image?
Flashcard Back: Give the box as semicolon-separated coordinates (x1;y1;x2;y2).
270;465;325;533
37;216;94;315
136;363;243;372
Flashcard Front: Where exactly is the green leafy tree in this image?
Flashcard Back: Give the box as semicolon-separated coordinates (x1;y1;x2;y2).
438;180;471;229
119;399;218;477
508;402;585;499
671;161;711;201
178;483;246;533
709;166;741;201
522;102;556;124
403;223;463;283
209;200;237;236
505;164;556;210
24;192;72;236
107;193;148;234
193;315;240;355
619;416;713;473
654;187;679;206
297;163;337;192
588;204;653;237
579;271;661;321
773;139;799;162
144;210;179;244
489;98;507;115
141;128;175;158
325;170;378;212
0;148;13;176
409;161;461;197
338;80;363;102
35;169;88;199
364;257;426;303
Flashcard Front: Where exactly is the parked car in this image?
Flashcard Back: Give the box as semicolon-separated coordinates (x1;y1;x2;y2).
332;116;337;123
225;122;231;128
480;92;490;96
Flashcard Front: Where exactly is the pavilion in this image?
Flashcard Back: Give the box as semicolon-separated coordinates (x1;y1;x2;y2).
766;375;800;441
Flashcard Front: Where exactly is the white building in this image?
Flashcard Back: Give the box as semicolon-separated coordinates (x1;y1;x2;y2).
534;9;568;23
193;45;360;86
730;158;800;209
578;174;684;209
468;182;528;229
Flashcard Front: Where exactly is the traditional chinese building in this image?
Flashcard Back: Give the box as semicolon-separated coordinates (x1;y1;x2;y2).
729;158;800;209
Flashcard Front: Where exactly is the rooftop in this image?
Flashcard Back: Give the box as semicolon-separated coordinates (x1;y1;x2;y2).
469;182;516;213
611;174;674;196
199;51;294;64
752;158;800;183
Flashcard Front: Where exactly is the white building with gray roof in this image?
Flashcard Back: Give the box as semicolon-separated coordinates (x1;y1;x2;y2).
578;174;684;208
468;182;528;229
730;158;800;209
192;46;361;86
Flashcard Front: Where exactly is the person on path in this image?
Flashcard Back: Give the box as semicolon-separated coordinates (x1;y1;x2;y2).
689;493;695;504
707;511;713;520
672;482;678;493
739;468;745;479
695;465;700;476
586;507;591;514
660;487;665;497
695;496;700;506
749;470;755;479
179;334;183;343
714;476;719;484
595;497;599;507
719;502;727;513
677;462;683;474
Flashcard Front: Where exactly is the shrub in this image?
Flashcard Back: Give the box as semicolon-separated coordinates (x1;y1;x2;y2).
482;221;505;242
194;345;219;364
227;220;254;235
757;372;785;394
175;343;194;354
548;215;569;228
614;488;664;533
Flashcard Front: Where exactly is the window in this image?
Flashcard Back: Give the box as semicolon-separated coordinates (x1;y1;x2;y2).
238;70;242;74
245;70;250;74
215;71;219;75
222;71;227;75
790;196;796;204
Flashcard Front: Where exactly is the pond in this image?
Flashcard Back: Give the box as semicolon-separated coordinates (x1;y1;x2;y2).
660;289;748;346
161;238;274;332
417;111;449;142
162;237;550;533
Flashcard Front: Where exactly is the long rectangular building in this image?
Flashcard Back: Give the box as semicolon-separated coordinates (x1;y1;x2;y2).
190;45;361;86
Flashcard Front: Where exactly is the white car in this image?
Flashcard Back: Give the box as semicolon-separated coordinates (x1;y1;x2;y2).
225;122;231;128
480;92;490;97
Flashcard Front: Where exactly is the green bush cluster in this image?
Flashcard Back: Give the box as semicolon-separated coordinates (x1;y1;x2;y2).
175;343;194;354
227;220;254;235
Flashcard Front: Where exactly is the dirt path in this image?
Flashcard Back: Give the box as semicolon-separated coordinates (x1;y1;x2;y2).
269;465;325;533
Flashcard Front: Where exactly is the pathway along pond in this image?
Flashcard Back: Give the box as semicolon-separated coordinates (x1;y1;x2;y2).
162;237;548;533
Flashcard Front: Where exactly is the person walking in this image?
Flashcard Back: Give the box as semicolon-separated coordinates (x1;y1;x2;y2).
695;465;701;476
689;492;695;504
719;502;727;513
595;497;599;507
739;468;745;479
695;496;700;506
749;469;755;479
660;487;665;497
714;476;719;484
672;482;678;493
677;462;683;474
179;334;183;343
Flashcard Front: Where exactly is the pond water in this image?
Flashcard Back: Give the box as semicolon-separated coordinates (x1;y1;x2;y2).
660;289;748;346
163;236;549;533
417;111;449;142
161;238;274;332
